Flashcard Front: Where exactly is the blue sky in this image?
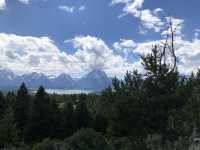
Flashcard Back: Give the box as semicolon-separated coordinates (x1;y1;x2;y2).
0;0;199;77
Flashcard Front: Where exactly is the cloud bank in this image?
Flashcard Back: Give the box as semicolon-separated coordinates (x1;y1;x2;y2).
0;34;134;78
0;32;200;78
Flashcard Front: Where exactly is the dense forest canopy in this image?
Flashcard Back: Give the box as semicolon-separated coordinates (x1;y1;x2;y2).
0;21;200;150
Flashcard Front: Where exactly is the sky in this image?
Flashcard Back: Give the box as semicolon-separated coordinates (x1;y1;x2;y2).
0;0;199;78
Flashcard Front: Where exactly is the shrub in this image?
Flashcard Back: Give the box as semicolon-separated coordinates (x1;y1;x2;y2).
32;139;56;150
65;128;110;150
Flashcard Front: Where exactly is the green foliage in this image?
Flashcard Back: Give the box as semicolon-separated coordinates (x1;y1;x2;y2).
15;83;30;137
32;139;57;150
111;94;147;139
49;99;61;138
76;98;92;129
60;101;76;138
0;91;6;119
65;128;110;150
0;107;19;149
25;86;52;143
109;137;134;150
93;113;108;134
15;144;31;150
6;92;17;111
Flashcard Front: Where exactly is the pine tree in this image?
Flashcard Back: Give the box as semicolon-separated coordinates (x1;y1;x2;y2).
0;91;6;119
0;107;19;149
49;99;61;139
15;83;30;135
76;98;91;129
6;92;17;111
60;102;76;139
93;113;108;134
25;86;51;143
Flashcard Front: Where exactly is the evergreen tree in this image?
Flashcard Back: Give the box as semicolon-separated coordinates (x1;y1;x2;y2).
6;91;17;111
49;99;61;139
60;102;76;139
0;91;6;119
0;107;19;149
25;86;51;143
15;83;30;135
111;94;147;140
76;97;92;129
93;113;108;134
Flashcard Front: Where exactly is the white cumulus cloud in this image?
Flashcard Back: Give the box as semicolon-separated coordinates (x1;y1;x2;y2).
1;32;200;78
0;33;76;76
58;5;75;13
66;36;135;77
18;0;31;5
0;34;136;78
113;31;200;75
0;0;6;10
0;0;33;10
111;0;164;32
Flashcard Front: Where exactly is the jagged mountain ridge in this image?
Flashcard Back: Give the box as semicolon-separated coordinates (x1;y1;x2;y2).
78;70;111;90
0;69;112;90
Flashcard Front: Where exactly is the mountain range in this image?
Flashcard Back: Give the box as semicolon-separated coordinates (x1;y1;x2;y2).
0;69;112;91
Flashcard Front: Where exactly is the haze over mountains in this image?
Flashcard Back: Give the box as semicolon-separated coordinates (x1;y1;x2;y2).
0;69;112;91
